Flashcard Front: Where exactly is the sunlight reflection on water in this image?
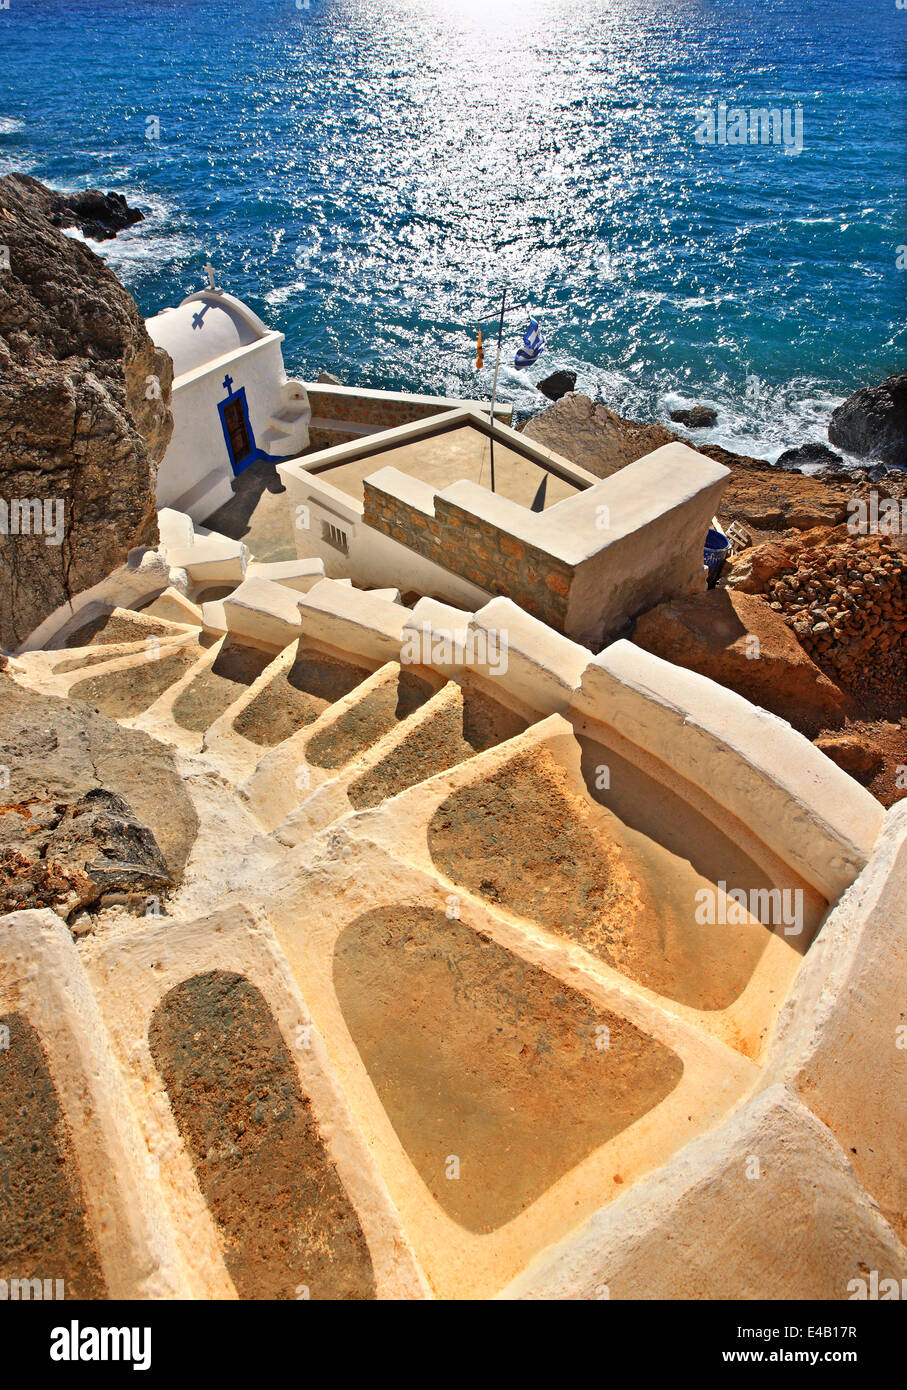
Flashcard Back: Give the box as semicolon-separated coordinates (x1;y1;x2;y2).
2;0;904;458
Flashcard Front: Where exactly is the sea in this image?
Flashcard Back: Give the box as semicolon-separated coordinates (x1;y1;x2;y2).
1;0;904;461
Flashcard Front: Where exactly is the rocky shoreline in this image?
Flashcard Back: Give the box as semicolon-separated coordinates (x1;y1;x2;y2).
0;172;145;241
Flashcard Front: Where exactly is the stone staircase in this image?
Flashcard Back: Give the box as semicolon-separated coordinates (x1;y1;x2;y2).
21;600;542;854
1;583;899;1302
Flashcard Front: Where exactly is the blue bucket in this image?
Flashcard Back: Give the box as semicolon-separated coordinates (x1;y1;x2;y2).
704;527;731;588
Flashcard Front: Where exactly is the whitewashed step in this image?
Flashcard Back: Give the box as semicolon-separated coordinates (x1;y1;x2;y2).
246;558;325;593
221;577;304;649
164;533;249;585
270;401;312;429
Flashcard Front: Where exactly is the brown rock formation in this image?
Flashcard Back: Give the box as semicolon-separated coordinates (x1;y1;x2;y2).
0;674;197;925
632;588;849;735
725;525;906;715
522;394;677;478
0;174;172;650
715;455;859;533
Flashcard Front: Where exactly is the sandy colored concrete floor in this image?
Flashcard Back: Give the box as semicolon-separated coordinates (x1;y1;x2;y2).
232;645;376;748
203;458;298;562
68;645;203;720
334;904;683;1233
171;639;274;734
0;1013;107;1298
314;423;582;510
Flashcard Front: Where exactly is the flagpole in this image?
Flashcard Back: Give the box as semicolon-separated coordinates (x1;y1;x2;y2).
488;286;507;494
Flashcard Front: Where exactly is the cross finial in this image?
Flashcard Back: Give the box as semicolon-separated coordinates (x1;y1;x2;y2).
222;373;234;396
204;260;217;290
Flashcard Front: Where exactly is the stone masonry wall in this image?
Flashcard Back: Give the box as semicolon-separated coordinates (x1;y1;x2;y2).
363;480;573;629
308;391;511;452
307;391;512;452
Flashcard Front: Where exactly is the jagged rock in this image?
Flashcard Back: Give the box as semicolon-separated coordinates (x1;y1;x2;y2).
521;394;676;478
632;589;849;735
829;374;907;466
0;174;173;651
725;536;811;592
670;405;717;428
726;525;907;715
0;673;197;921
59;189;143;241
317;371;343;385
776;442;843;471
0;173;144;241
0;788;171;920
537;370;577;402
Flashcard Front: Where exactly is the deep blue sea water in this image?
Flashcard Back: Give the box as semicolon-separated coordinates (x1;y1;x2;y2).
1;0;904;459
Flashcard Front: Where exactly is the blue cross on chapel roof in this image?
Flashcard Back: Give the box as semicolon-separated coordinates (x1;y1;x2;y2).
222;373;234;396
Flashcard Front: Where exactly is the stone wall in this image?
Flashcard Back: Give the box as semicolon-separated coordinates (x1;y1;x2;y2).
363;479;574;629
728;526;907;711
307;387;510;451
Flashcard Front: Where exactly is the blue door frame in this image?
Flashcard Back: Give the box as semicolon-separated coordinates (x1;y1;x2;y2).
218;375;257;476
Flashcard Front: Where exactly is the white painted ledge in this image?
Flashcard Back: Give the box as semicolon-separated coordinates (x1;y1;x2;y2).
245;557;326;593
221;577;303;648
297;578;408;664
571;640;885;901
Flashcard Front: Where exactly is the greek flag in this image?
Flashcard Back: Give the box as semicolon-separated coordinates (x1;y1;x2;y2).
514;317;546;370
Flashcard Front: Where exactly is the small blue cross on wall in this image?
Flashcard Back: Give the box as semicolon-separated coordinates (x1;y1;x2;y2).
222;373;234;397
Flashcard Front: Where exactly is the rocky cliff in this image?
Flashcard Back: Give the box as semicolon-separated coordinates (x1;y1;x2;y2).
0;674;198;926
0;173;145;241
0;175;172;651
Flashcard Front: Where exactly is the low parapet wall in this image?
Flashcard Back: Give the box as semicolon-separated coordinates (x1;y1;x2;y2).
304;383;512;450
570;640;883;903
363;471;575;629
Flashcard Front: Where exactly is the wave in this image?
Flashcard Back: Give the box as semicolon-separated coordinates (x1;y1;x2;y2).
0;154;37;176
61;188;193;282
483;358;851;465
0;117;25;135
90;229;194;281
